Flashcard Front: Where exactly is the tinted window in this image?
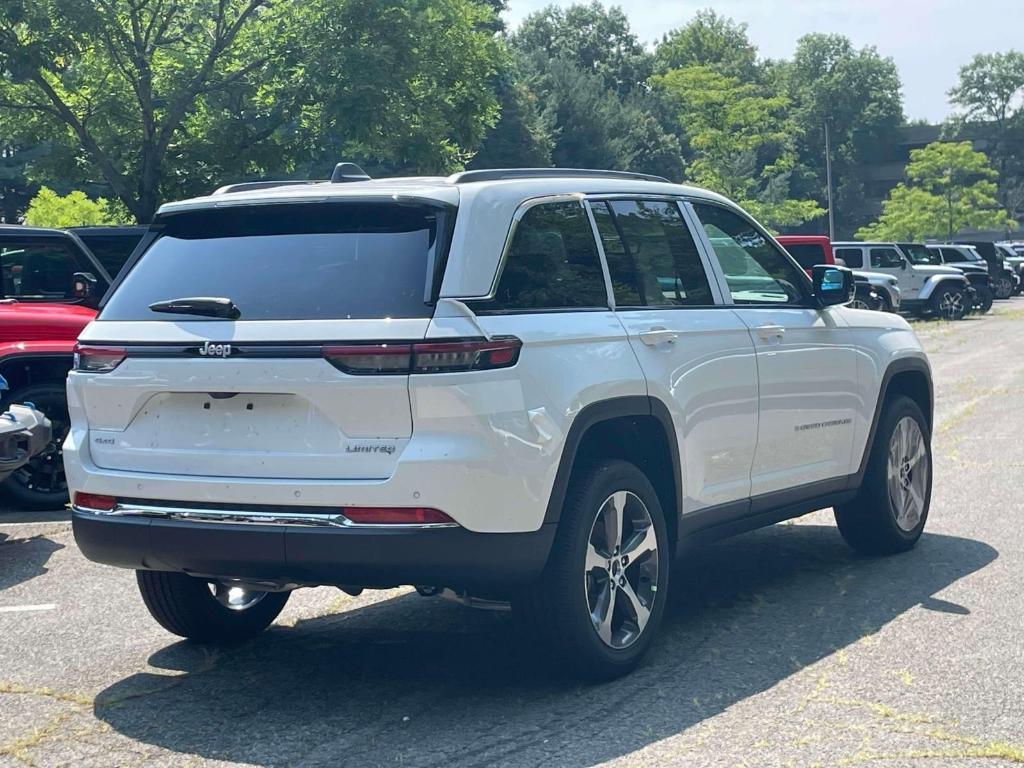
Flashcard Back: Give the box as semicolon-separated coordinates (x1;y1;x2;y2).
78;234;143;276
0;240;82;300
940;247;965;263
481;201;607;311
592;200;714;307
101;203;443;321
693;203;806;305
899;243;934;265
835;248;863;268
785;243;828;270
870;248;903;268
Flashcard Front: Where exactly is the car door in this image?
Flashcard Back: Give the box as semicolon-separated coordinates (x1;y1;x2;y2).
0;236;93;303
870;245;921;299
588;197;759;512
690;201;858;498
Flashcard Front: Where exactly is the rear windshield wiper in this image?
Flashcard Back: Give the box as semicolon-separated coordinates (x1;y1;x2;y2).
148;297;241;319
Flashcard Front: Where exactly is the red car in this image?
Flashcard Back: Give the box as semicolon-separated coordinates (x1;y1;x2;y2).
0;224;144;508
775;235;835;277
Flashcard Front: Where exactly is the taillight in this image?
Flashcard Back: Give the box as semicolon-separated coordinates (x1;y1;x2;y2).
74;492;116;511
73;344;127;373
342;507;454;525
323;337;521;375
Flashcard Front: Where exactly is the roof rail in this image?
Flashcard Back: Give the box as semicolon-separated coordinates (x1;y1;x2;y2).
331;162;371;183
213;180;325;195
447;168;670;184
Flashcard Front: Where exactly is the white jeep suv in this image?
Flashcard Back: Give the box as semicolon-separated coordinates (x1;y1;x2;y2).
66;168;933;679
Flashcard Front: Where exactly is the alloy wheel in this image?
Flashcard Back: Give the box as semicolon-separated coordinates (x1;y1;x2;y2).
208;581;268;611
584;491;660;649
850;298;871;310
886;416;929;532
937;290;963;320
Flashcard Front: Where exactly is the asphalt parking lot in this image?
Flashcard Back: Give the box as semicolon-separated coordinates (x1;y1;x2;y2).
2;304;1023;768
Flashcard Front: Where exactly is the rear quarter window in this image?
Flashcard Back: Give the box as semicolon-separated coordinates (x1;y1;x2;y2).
784;243;828;270
100;203;446;321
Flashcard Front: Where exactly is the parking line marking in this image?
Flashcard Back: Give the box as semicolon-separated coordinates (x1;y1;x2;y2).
0;604;56;613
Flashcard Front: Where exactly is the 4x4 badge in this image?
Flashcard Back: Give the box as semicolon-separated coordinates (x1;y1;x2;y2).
198;341;233;358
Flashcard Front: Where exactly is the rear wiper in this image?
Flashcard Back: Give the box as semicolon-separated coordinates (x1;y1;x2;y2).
148;297;241;319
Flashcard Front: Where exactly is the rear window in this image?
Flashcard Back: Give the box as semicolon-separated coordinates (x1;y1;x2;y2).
784;243;828;270
100;203;445;321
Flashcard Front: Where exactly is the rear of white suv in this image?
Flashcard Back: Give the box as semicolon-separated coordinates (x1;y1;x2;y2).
68;169;934;680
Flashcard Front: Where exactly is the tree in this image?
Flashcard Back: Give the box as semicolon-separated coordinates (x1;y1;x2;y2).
511;2;652;95
22;187;123;227
651;65;823;228
469;70;555;169
948;51;1024;219
0;0;279;221
856;142;1014;240
781;34;904;235
0;141;41;223
653;10;760;81
0;0;505;221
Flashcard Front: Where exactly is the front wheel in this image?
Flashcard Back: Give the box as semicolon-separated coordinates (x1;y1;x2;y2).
930;285;967;320
517;460;670;681
835;396;931;555
137;571;290;643
994;276;1013;300
973;284;994;313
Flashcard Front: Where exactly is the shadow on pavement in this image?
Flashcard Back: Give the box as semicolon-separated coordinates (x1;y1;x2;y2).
0;531;64;593
94;524;996;767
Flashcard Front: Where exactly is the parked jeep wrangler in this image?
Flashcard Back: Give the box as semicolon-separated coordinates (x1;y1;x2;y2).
68;168;934;679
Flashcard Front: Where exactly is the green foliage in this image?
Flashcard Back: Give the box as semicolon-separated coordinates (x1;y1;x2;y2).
511;2;651;95
651;65;823;228
948;51;1024;219
469;70;554;169
780;34;904;234
653;10;759;81
22;186;124;228
0;0;505;221
856;142;1014;240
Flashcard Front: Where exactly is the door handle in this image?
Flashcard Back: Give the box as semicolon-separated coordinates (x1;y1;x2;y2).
638;327;679;346
755;324;785;341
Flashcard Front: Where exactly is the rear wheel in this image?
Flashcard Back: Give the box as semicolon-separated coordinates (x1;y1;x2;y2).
930;284;967;320
518;460;669;681
1;383;69;510
835;396;931;555
137;570;290;643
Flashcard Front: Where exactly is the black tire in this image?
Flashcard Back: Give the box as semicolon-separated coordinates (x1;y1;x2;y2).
517;460;670;681
973;284;994;313
994;276;1013;300
1;382;69;510
136;570;290;643
929;284;967;320
834;396;931;556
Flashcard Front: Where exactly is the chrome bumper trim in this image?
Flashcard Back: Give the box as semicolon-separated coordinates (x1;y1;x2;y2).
72;503;459;529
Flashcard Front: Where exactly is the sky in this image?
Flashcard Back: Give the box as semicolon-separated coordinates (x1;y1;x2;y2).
503;0;1024;123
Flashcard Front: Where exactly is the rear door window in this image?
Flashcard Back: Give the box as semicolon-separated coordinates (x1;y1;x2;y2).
101;203;446;321
835;248;863;268
478;200;607;312
77;235;142;276
591;199;714;307
0;239;84;300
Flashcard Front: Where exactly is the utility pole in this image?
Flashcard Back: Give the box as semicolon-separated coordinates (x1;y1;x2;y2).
824;118;835;241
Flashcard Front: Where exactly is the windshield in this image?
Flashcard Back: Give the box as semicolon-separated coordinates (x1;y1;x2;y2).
101;203;447;321
899;243;934;265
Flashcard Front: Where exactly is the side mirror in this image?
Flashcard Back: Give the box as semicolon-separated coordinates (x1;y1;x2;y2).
72;271;98;299
812;264;854;307
899;259;907;270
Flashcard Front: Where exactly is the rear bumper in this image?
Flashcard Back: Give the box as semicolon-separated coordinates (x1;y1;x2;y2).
72;508;556;589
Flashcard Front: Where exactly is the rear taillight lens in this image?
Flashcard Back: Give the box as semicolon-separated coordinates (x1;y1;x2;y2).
323;337;521;375
74;492;116;511
322;344;412;375
74;344;127;373
342;507;454;525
